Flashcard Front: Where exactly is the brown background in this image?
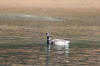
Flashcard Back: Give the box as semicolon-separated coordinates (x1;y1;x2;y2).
0;0;100;9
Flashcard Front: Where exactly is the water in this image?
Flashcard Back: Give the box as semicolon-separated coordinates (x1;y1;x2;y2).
0;13;61;22
0;13;100;66
0;42;100;66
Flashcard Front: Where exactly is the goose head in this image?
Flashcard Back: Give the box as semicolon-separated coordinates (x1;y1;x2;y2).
46;32;50;37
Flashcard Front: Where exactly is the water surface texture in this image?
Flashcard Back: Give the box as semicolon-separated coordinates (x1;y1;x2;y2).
0;42;100;66
0;12;100;66
0;13;61;22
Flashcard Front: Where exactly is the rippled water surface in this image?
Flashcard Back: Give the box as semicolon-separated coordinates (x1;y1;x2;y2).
0;42;100;66
0;13;100;66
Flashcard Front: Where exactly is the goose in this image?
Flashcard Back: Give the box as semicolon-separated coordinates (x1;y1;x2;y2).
51;39;70;54
46;32;70;54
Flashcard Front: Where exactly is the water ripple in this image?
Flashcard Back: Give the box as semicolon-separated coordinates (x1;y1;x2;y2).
0;14;61;22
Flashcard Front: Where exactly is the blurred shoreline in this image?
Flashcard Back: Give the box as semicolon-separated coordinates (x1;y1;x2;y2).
0;0;100;12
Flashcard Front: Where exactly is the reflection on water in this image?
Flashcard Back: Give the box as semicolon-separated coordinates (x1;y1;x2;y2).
53;45;69;55
46;44;69;66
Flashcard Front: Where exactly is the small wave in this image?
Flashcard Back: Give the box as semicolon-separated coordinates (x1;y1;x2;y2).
0;14;61;22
